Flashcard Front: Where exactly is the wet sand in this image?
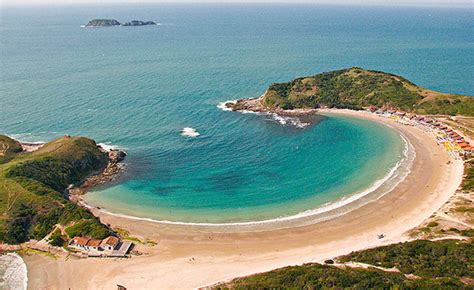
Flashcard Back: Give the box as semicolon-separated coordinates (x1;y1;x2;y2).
23;109;464;290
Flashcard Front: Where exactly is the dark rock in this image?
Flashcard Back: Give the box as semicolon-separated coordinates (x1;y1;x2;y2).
122;20;157;26
85;19;121;27
108;150;127;163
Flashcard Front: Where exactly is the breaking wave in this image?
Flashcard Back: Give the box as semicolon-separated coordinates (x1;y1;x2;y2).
181;127;200;137
0;253;28;290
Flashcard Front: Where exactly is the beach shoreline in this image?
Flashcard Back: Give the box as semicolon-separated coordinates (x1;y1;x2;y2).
23;108;464;290
81;110;413;231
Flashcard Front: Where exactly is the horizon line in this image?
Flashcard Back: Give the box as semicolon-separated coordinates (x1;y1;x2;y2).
2;1;474;9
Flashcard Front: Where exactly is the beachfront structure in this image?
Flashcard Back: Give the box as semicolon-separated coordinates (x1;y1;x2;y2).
70;236;90;250
86;239;102;251
68;235;133;257
100;236;120;251
371;108;471;160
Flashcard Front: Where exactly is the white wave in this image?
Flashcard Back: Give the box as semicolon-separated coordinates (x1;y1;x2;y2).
0;253;28;290
97;142;122;152
216;100;237;111
217;100;310;128
6;133;46;144
268;113;310;129
181;127;200;138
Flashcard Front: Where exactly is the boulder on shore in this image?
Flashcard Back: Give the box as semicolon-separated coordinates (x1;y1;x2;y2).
108;150;127;163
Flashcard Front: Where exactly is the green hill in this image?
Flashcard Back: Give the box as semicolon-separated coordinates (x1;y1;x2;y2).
214;239;473;289
262;67;474;116
0;135;112;244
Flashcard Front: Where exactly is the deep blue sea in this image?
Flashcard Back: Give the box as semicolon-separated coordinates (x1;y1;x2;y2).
1;4;472;223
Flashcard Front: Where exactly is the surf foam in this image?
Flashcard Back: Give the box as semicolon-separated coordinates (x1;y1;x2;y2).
216;100;237;111
97;142;123;152
268;113;310;129
218;99;310;128
0;253;28;290
181;127;200;137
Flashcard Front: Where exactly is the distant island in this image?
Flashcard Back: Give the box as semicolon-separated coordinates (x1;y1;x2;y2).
0;135;125;245
226;67;474;116
84;19;157;27
122;20;157;26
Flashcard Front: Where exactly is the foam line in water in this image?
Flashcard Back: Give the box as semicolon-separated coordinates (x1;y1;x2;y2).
217;99;310;128
181;127;200;137
216;100;237;111
0;253;28;290
97;142;124;151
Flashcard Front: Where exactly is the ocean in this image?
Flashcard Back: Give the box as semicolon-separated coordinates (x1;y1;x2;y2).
1;4;472;224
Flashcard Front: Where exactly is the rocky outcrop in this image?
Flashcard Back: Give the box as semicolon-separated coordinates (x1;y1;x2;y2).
225;97;318;116
85;19;121;27
108;150;127;163
69;148;127;201
84;19;157;28
122;20;157;26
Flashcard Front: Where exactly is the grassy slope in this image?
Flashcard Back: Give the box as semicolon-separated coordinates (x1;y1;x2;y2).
262;67;474;116
0;135;22;164
215;239;473;289
0;135;112;244
462;159;474;192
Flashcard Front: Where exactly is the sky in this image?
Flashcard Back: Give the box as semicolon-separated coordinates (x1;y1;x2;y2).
0;0;473;7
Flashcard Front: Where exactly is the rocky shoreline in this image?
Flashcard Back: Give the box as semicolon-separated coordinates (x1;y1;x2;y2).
68;146;127;203
18;140;127;197
224;96;318;116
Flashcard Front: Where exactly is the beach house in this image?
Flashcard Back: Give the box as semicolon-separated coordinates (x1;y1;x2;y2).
69;236;90;250
100;236;120;251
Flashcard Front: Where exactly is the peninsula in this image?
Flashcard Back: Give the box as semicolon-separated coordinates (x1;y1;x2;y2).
0;135;125;246
226;67;474;116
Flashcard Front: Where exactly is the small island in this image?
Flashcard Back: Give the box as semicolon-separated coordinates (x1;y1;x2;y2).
84;19;121;27
226;67;474;116
122;20;157;26
84;19;157;27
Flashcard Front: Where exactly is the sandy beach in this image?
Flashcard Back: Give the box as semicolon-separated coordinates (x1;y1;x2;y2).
23;109;464;290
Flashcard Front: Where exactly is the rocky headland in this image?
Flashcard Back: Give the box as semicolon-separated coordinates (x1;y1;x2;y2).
0;135;126;245
226;67;474;117
224;96;318;116
70;147;127;198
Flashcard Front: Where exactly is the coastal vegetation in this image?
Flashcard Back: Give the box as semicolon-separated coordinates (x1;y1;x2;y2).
339;239;473;280
0;135;112;244
214;239;473;289
260;67;474;116
462;159;474;192
0;135;22;164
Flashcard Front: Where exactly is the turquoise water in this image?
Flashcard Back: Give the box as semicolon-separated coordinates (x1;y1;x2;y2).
1;4;472;223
